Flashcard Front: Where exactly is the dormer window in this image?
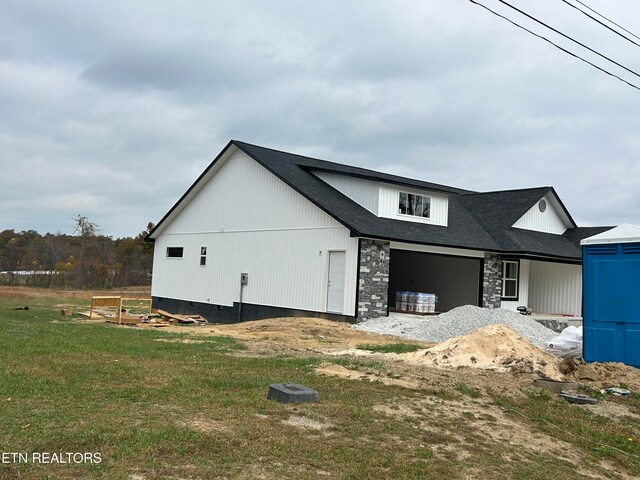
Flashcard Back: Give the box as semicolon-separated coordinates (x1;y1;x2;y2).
398;192;431;219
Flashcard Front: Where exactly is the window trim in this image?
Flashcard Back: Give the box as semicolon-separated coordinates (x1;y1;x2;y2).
199;245;207;267
501;259;520;300
166;246;184;259
397;191;432;220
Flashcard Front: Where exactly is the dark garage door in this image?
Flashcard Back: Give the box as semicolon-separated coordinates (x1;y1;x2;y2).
388;250;481;312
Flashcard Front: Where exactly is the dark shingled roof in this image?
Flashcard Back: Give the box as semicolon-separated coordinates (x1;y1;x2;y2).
150;140;611;262
563;226;615;248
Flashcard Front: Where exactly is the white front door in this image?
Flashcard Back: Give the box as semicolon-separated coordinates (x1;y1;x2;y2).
327;251;346;313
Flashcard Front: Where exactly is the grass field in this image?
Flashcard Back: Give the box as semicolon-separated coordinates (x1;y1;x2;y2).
0;288;639;479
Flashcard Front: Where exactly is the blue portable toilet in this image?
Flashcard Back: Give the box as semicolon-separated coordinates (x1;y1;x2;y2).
581;224;640;367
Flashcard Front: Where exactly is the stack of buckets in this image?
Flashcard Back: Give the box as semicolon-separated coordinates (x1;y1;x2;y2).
395;291;437;313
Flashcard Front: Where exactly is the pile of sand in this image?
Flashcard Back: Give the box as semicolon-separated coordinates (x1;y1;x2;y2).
405;324;564;379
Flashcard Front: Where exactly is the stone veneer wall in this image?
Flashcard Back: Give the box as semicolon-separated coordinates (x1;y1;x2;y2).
357;239;390;319
482;253;502;309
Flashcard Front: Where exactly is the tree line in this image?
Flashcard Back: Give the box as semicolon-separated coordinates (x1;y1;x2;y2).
0;216;154;288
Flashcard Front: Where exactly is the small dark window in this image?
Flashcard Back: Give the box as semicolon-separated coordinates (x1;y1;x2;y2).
200;246;207;266
398;192;431;219
166;247;183;258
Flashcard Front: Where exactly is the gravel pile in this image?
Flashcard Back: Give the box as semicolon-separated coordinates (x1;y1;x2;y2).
354;305;557;348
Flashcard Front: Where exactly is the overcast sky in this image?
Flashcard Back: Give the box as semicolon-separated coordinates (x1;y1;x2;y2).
1;0;639;238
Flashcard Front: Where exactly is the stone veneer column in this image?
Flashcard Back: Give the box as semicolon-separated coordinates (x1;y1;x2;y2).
357;239;390;320
482;253;503;309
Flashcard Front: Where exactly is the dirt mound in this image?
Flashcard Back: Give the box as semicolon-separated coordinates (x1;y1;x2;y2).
560;358;640;391
405;324;564;379
153;316;424;352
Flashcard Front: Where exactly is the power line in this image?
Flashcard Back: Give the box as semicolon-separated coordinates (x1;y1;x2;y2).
494;0;640;80
573;0;640;42
559;0;640;49
469;0;640;92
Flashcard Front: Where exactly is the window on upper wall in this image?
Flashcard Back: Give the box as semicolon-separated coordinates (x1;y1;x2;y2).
200;246;207;267
166;247;184;258
398;192;431;219
502;260;519;299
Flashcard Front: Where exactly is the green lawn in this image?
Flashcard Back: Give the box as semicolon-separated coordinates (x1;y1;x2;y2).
0;289;639;479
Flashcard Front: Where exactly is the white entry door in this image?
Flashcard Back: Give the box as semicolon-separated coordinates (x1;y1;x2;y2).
327;251;346;313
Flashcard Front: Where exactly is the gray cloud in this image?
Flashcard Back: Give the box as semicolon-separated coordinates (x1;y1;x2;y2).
1;0;640;237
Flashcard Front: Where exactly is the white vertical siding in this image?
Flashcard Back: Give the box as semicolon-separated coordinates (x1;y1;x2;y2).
152;151;358;316
379;184;449;227
528;261;582;316
313;171;380;214
513;193;569;234
501;259;530;311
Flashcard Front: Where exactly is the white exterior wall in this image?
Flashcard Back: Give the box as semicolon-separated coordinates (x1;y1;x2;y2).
152;150;358;316
501;259;530;311
313;171;380;214
528;261;582;316
513;193;569;234
379;184;449;226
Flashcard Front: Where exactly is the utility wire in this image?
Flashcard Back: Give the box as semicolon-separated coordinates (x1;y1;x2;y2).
469;0;640;92
559;0;640;49
573;0;640;42
494;0;640;80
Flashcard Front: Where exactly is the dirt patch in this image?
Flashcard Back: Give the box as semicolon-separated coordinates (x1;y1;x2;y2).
282;415;332;432
582;401;640;422
562;359;640;391
154;338;208;344
374;395;578;455
179;418;228;434
145;317;426;353
404;324;564;379
374;396;617;479
315;362;422;389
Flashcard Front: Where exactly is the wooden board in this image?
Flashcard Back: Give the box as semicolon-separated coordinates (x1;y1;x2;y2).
106;314;142;325
91;296;122;307
155;309;205;323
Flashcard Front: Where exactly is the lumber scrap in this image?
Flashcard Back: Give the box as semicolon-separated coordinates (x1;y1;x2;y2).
78;310;107;320
155;309;207;324
106;314;142;325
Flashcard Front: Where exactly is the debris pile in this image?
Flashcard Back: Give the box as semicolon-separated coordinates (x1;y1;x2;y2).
405;324;564;379
355;305;557;347
560;358;640;391
153;309;207;325
77;296;207;327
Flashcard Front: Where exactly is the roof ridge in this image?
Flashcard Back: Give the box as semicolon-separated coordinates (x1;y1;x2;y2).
232;139;349;168
460;186;552;197
233;140;474;194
